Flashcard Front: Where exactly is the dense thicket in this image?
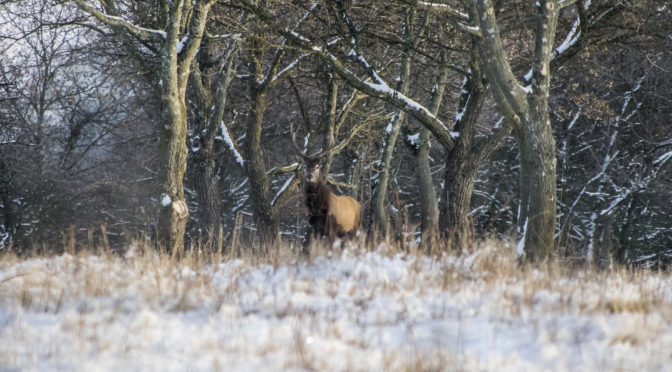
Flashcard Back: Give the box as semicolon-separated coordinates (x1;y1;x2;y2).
1;0;670;266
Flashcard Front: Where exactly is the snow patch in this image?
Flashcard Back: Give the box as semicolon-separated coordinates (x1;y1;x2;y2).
160;194;171;207
220;121;244;166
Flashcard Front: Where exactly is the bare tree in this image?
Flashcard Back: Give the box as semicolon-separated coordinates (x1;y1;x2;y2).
68;0;220;253
464;0;573;260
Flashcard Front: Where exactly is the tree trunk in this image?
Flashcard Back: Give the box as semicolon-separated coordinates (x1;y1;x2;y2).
416;127;439;242
417;48;449;244
517;110;557;260
245;83;279;242
441;156;478;250
192;147;221;237
156;97;190;253
373;111;405;237
156;3;190;253
372;8;419;237
187;43;236;243
439;51;487;251
469;0;559;261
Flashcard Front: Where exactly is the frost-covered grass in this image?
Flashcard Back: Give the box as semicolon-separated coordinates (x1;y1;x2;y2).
1;240;672;371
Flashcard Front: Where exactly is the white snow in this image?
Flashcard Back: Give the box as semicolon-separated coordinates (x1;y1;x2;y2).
160;193;171;207
407;133;420;147
271;54;309;83
2;245;672;371
219;121;244;166
176;35;189;54
271;174;295;206
516;217;528;256
97;13;167;38
553;17;581;59
653;151;672;166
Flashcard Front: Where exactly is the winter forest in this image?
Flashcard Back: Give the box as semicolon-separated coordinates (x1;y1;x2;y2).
1;0;672;263
3;1;672;370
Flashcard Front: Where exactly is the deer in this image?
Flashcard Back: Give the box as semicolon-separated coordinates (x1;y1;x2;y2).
292;126;361;250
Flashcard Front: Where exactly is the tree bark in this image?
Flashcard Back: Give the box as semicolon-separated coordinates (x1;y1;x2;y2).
155;1;190;253
245;81;279;242
416;48;449;245
71;0;217;253
372;8;421;237
416;126;439;242
188;44;237;242
440;53;486;251
469;0;559;261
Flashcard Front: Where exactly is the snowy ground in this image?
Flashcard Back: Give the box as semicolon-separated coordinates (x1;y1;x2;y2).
1;242;672;371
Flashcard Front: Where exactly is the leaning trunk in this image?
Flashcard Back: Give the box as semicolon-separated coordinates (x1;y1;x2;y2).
417;48;449;244
372;8;418;237
372;111;405;237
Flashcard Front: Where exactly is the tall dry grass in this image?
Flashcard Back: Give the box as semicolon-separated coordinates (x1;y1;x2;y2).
2;234;672;371
2;234;670;318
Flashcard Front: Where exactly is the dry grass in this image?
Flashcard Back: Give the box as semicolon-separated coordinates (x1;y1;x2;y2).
2;236;671;317
1;237;672;371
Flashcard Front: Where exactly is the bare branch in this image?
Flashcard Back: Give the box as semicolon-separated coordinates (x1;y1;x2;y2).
237;0;457;149
411;1;481;36
70;0;166;41
558;0;578;9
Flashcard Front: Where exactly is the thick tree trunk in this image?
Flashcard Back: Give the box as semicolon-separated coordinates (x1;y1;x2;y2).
156;99;190;253
517;111;557;260
192;147;221;237
245;84;279;242
187;44;236;243
469;0;559;261
440;52;486;251
441;156;478;250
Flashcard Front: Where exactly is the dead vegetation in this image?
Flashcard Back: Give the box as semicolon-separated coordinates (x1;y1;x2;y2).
1;237;671;371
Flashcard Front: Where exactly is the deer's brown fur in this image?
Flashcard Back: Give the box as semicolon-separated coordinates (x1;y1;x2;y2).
303;158;361;244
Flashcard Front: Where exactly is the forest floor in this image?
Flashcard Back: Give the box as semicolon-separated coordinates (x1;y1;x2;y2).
1;239;671;371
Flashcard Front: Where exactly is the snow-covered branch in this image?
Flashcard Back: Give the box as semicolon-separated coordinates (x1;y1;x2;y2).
70;0;166;41
267;162;300;176
219;120;244;167
552;16;581;59
558;0;579;9
413;1;480;36
237;0;458;149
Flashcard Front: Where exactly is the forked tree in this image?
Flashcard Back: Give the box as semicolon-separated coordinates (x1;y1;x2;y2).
68;0;220;253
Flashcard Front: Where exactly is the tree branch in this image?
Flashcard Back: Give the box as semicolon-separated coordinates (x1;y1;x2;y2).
70;0;167;40
236;0;457;149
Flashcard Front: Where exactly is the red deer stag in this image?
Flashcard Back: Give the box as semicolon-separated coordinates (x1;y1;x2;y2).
292;130;361;249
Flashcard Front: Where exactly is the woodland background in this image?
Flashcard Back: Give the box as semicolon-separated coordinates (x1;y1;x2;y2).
1;0;671;267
